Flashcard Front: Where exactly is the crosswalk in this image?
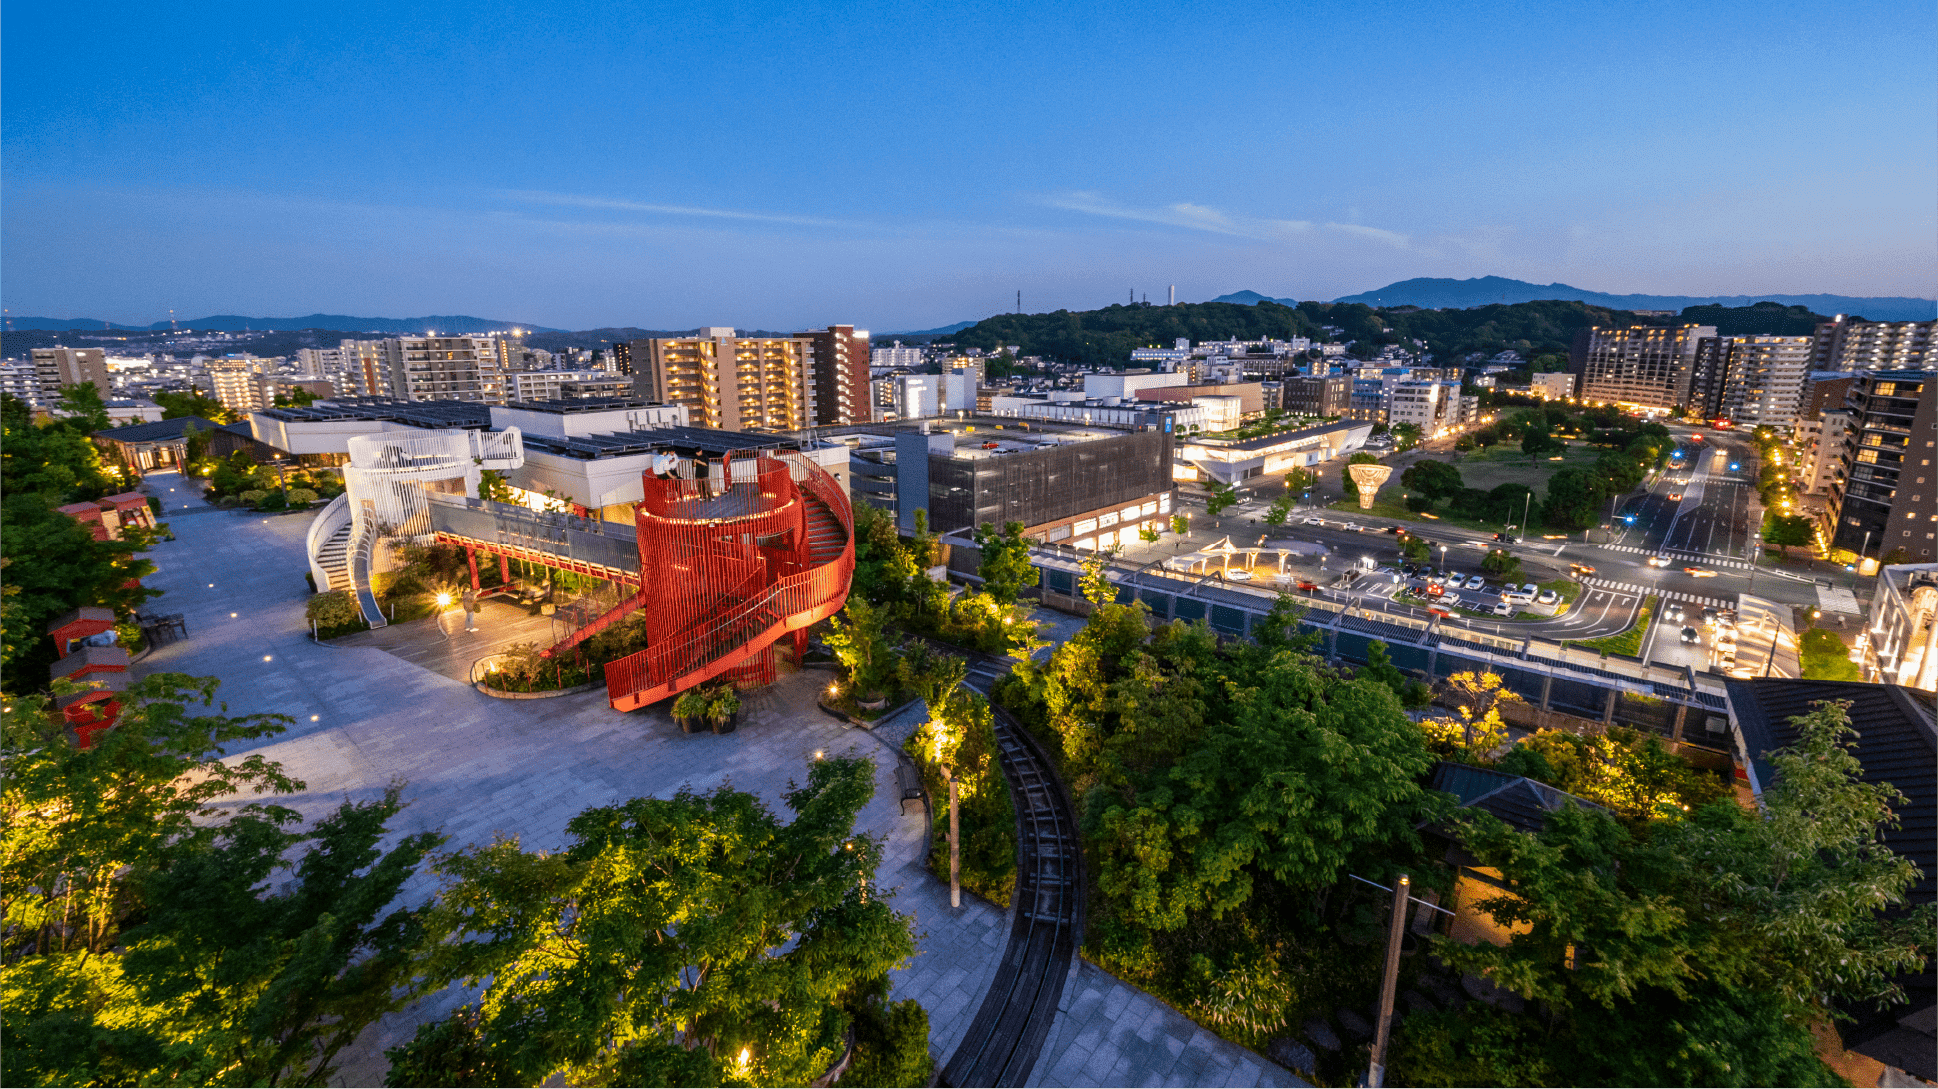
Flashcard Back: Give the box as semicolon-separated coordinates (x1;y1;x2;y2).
1598;543;1753;571
1581;577;1735;609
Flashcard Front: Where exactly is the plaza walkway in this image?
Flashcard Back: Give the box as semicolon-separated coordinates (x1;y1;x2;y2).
129;478;1005;1085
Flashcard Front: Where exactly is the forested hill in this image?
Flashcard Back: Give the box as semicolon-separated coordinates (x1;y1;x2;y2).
946;298;1832;368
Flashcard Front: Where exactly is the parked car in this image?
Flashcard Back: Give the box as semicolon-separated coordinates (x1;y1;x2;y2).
1223;568;1253;582
1537;589;1560;606
1439;592;1463;607
1680;626;1701;644
1464;575;1487;591
1492;600;1515;617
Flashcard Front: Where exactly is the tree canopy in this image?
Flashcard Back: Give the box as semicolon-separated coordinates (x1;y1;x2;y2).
385;756;920;1088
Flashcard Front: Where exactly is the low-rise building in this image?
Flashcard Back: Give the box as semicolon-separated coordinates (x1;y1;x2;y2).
1176;420;1374;486
1864;563;1938;691
1278;375;1351;417
1530;372;1575;400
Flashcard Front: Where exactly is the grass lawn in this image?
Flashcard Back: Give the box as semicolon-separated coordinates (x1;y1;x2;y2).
1798;627;1864;681
1569;594;1657;658
1329;441;1604;533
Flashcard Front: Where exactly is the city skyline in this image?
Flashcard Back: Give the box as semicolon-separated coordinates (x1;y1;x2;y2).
4;0;1933;330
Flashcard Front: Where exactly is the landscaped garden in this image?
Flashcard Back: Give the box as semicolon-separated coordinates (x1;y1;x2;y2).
979;559;1927;1086
190;449;343;511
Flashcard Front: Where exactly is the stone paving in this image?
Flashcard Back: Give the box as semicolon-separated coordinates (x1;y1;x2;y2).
1027;962;1306;1088
129;473;1005;1086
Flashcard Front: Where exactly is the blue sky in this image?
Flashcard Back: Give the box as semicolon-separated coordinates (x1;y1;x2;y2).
4;0;1933;330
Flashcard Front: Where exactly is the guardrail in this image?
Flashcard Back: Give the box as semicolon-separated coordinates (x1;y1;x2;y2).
305;492;351;593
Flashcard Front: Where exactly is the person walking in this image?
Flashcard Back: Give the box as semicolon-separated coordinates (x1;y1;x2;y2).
461;586;479;632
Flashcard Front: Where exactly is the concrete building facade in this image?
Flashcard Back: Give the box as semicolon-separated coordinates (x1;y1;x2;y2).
797;325;872;425
1812;318;1935;371
1573;324;1715;411
1830;370;1936;564
631;329;812;431
31;347;111;402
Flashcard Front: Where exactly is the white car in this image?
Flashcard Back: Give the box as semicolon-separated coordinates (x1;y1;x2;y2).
1501;583;1536;604
1439;592;1462;607
1537;589;1560;606
1303;517;1324;525
1342;522;1360;531
1646;555;1671;567
1464;575;1487;591
1491;600;1515;617
1223;568;1253;582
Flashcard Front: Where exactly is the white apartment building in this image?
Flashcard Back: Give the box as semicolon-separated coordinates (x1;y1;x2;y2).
869;343;926;368
889;374;939;420
1387;381;1447;430
1797;408;1851;496
207;355;274;415
1813;318;1934;371
1531;372;1576;400
2;360;47;406
507;369;633;402
1719;335;1813;427
383;336;506;404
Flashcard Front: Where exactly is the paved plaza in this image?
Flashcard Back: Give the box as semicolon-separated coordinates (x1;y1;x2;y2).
127;473;1300;1086
131;476;1005;1085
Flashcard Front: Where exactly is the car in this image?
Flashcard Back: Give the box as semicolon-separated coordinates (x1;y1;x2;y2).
1295;579;1318;591
1401;563;1421;576
1680;626;1701;644
1342;522;1360;531
1646;555;1671;567
1683;566;1718;577
1569;563;1597;576
1493;532;1517;543
1668;492;1683;501
1302;517;1324;525
1427;606;1452;618
1223;568;1253;581
1537;589;1559;605
1439;592;1462;606
1502;585;1535;605
1385;525;1402;534
1492;600;1515;617
1426;572;1447;586
1464;575;1487;591
1701;607;1718;623
1664;603;1685;622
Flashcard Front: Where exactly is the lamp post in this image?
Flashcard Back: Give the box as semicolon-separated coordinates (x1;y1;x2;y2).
271;453;289;505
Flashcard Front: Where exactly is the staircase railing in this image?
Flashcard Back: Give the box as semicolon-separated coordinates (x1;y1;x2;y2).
305;492;352;593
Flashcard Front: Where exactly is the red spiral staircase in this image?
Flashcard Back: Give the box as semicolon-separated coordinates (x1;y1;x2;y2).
542;451;855;711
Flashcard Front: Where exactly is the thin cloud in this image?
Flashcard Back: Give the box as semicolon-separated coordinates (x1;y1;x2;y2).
501;189;853;228
1043;191;1413;248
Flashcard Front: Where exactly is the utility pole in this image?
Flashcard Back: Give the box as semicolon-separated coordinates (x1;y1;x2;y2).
1367;873;1411;1088
946;767;961;908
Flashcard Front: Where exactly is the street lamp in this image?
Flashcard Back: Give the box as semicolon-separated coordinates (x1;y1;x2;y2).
271;452;289;504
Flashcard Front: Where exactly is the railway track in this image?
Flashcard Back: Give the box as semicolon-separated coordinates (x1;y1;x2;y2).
940;660;1084;1088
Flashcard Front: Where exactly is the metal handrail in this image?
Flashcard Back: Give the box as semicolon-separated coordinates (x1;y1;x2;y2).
305;492;352;592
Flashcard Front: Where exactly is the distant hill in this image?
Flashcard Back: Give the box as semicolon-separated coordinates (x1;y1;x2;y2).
883;320;979;337
7;314;562;333
1320;277;1935;322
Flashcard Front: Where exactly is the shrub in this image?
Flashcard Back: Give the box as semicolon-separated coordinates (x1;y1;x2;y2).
287;487;319;505
707;686;741;720
673;689;710;719
237;489;269;505
837;982;932;1088
305;590;366;637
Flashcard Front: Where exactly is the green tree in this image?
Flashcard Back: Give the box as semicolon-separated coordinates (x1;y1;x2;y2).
1425;700;1931;1087
2;673;441;1087
1360;639;1431;709
974;520;1034;604
1764;513;1813;548
1521;428;1564;459
1595;449;1645;493
1282;467;1316;494
1391;422;1423;451
56;382;113;432
477;467;514;503
386;757;919;1088
1400;459;1463;501
1263;494;1293;525
1541;466;1607;530
1205;483;1238;518
152;389;235;423
1168;513;1189;536
824;598;898;699
1480;548;1521;580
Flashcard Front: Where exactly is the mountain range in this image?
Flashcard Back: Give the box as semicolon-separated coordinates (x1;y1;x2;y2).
6;313;560;333
1212;278;1936;322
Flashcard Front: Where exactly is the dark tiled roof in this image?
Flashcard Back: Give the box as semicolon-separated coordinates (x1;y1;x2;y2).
1429;762;1608;835
91;415;225;443
1726;678;1935;903
258;398;492;429
521;425;789;461
1725;678;1936;1079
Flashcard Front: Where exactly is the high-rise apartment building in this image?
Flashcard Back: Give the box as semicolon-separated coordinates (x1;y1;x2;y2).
869;343;926;369
31;347;111;401
630;329;810;430
379;336;506;404
1572;324;1715;411
207;355;273;416
1829;370;1935;564
797;325;872;425
1811;317;1934;371
1;360;47;406
1531;372;1576;401
1715;335;1813;427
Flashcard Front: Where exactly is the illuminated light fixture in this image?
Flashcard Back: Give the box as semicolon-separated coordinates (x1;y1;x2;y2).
263;655;273;662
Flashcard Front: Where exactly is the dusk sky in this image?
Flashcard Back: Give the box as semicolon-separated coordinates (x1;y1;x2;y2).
4;0;1932;331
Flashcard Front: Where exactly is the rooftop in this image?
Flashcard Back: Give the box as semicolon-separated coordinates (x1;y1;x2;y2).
257;398;493;429
1184;419;1372;454
522;424;793;461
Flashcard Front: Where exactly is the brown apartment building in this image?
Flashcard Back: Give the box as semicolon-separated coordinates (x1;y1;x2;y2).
630;328;811;431
796;324;872;425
